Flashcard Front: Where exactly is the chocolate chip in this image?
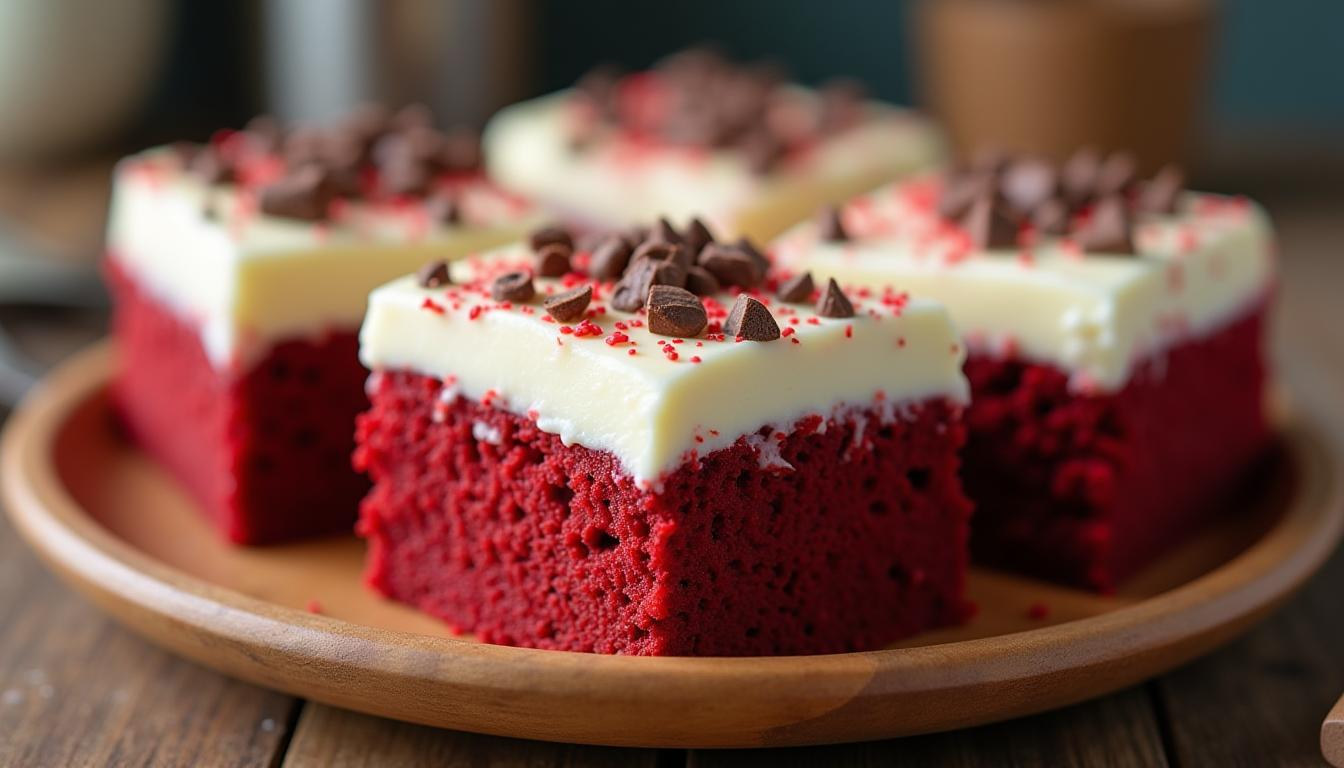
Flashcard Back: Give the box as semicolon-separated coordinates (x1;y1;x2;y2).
1062;147;1102;206
188;147;236;185
647;217;683;246
633;241;691;271
425;193;462;225
1001;159;1059;215
937;172;993;221
1097;152;1137;197
1076;195;1135;254
698;244;764;288
815;278;855;318
610;257;686;312
1032;198;1071;236
590;235;634;280
684;265;721;296
544;285;592;322
491;271;535;302
961;194;1019;250
723;295;780;341
682;217;716;256
416;260;452;288
258;166;335;221
735;237;770;272
817;206;849;242
777;271;815;304
530;224;574;252
1138;164;1185;215
535;244;572;277
647;285;708;337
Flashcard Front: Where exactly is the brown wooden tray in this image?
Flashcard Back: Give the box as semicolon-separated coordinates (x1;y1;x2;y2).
3;342;1341;748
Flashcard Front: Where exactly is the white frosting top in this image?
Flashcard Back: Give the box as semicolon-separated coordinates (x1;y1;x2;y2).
483;89;941;242
772;177;1275;391
359;246;969;485
106;148;542;370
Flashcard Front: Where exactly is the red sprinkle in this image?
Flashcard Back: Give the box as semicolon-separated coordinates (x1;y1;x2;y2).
605;331;630;346
420;297;445;315
844;324;853;338
690;356;702;363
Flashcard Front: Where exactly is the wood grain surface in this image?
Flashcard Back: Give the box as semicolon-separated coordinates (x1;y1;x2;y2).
0;199;1341;764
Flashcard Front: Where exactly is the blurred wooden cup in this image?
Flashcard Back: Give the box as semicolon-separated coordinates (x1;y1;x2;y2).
914;0;1213;173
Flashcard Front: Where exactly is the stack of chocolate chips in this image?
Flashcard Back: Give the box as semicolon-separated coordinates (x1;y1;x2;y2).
936;148;1185;255
571;48;867;175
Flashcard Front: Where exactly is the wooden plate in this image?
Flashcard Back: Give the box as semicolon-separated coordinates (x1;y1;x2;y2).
4;342;1342;749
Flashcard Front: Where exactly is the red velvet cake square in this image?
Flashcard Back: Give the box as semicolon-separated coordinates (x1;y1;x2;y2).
775;152;1276;590
355;223;973;655
105;110;539;544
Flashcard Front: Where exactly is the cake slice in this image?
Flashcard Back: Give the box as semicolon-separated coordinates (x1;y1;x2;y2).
773;153;1275;590
106;109;542;544
355;221;972;655
483;49;941;243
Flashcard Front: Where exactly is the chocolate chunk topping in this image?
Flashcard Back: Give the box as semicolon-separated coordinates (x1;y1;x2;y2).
698;243;765;288
723;295;780;341
535;244;573;277
258;166;335;221
529;225;574;253
776;271;815;304
611;257;685;312
819;79;866;133
937;172;993;221
491;271;535;302
425;193;462;225
682;216;716;256
1097;152;1137;197
815;278;855;318
543;285;592;322
740;129;787;175
1062;147;1102;206
392;103;434;133
816;206;849;243
633;240;691;271
648;217;683;246
647;285;709;338
1139;164;1185;215
416;260;452;288
380;153;433;197
735;237;770;271
244;114;283;155
683;265;721;296
188;147;236;185
439;127;483;173
589;235;634;280
961;195;1019;250
1001;159;1059;215
1076;195;1135;254
1032;198;1071;236
969;145;1010;175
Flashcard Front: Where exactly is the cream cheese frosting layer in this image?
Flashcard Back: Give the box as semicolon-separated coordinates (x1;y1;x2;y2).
772;178;1275;392
106;148;541;369
483;90;942;243
359;247;969;485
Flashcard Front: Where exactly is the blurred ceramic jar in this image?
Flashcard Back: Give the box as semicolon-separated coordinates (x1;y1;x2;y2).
0;0;167;162
914;0;1213;172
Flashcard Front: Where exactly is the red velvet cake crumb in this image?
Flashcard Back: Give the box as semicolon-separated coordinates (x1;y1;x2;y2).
962;302;1270;591
106;259;369;544
354;371;972;656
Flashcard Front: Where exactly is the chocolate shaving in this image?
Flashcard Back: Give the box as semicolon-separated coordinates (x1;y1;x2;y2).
1032;198;1071;236
1139;164;1185;215
961;194;1019;250
491;271;535;302
544;285;592;322
815;278;855;318
723;295;780;341
416;260;452;288
1001;159;1059;215
698;244;764;288
647;285;708;337
258;166;335;221
816;206;849;242
682;217;716;256
535;244;573;277
529;225;574;252
776;271;815;304
683;265;721;296
589;235;634;280
1076;195;1135;254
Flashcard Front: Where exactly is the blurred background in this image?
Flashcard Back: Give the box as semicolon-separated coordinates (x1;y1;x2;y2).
1;0;1341;403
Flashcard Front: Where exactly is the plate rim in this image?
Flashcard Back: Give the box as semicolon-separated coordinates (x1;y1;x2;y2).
4;341;1342;748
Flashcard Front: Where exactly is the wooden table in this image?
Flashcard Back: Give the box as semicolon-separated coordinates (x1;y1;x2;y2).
1;195;1342;766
